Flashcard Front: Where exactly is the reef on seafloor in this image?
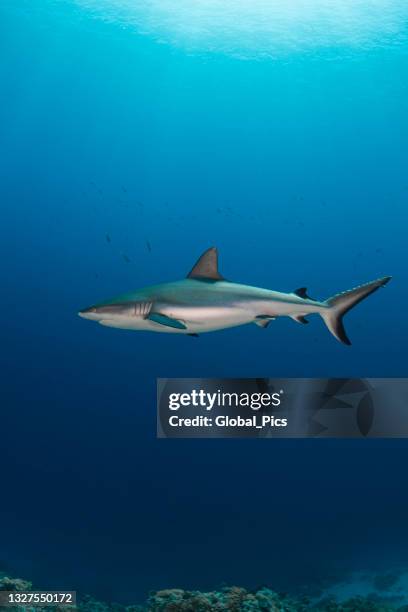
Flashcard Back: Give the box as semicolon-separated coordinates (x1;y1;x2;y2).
2;574;408;611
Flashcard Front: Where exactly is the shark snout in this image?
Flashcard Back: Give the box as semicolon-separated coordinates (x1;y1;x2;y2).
78;306;99;320
78;302;136;321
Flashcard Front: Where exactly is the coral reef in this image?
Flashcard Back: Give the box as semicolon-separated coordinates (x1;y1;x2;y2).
146;586;285;611
145;587;407;611
2;575;408;611
0;576;32;592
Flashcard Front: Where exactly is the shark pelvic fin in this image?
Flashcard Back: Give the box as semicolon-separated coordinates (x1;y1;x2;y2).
254;315;276;328
187;247;224;281
147;312;187;330
254;320;270;328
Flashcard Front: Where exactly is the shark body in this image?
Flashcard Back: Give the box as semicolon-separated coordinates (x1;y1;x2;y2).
79;247;391;345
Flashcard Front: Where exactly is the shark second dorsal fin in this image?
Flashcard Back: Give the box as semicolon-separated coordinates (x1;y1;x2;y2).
187;247;224;281
294;287;312;300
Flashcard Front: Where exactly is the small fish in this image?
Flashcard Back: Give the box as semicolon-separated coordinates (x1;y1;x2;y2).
105;233;111;243
146;240;152;253
122;253;131;263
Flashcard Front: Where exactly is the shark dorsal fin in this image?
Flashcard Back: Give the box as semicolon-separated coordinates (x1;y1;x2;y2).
187;247;224;281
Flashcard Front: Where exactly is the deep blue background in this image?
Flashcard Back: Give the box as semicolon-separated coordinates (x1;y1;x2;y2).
1;0;407;604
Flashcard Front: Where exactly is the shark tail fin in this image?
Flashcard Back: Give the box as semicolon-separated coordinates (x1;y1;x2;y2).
320;276;391;345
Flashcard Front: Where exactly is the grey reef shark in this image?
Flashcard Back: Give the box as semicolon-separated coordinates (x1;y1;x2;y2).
79;247;391;345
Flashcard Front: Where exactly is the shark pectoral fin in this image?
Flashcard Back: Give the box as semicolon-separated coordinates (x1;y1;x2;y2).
147;312;187;330
290;315;309;324
254;315;276;328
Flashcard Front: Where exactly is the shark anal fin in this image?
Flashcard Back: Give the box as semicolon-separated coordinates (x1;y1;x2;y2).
187;247;225;281
291;315;309;324
255;315;276;328
294;287;312;300
147;313;187;330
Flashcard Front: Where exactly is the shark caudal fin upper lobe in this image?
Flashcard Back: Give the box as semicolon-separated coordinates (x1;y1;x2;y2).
320;276;391;345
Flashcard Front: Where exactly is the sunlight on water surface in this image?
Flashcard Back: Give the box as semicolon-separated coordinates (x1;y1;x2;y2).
75;0;408;58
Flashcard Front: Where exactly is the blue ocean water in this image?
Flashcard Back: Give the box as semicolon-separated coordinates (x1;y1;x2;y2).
1;0;408;605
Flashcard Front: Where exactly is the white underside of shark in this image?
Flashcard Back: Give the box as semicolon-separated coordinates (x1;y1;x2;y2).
79;247;391;345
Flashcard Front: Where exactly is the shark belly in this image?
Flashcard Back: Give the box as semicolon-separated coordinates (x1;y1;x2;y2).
156;303;255;333
97;303;255;333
